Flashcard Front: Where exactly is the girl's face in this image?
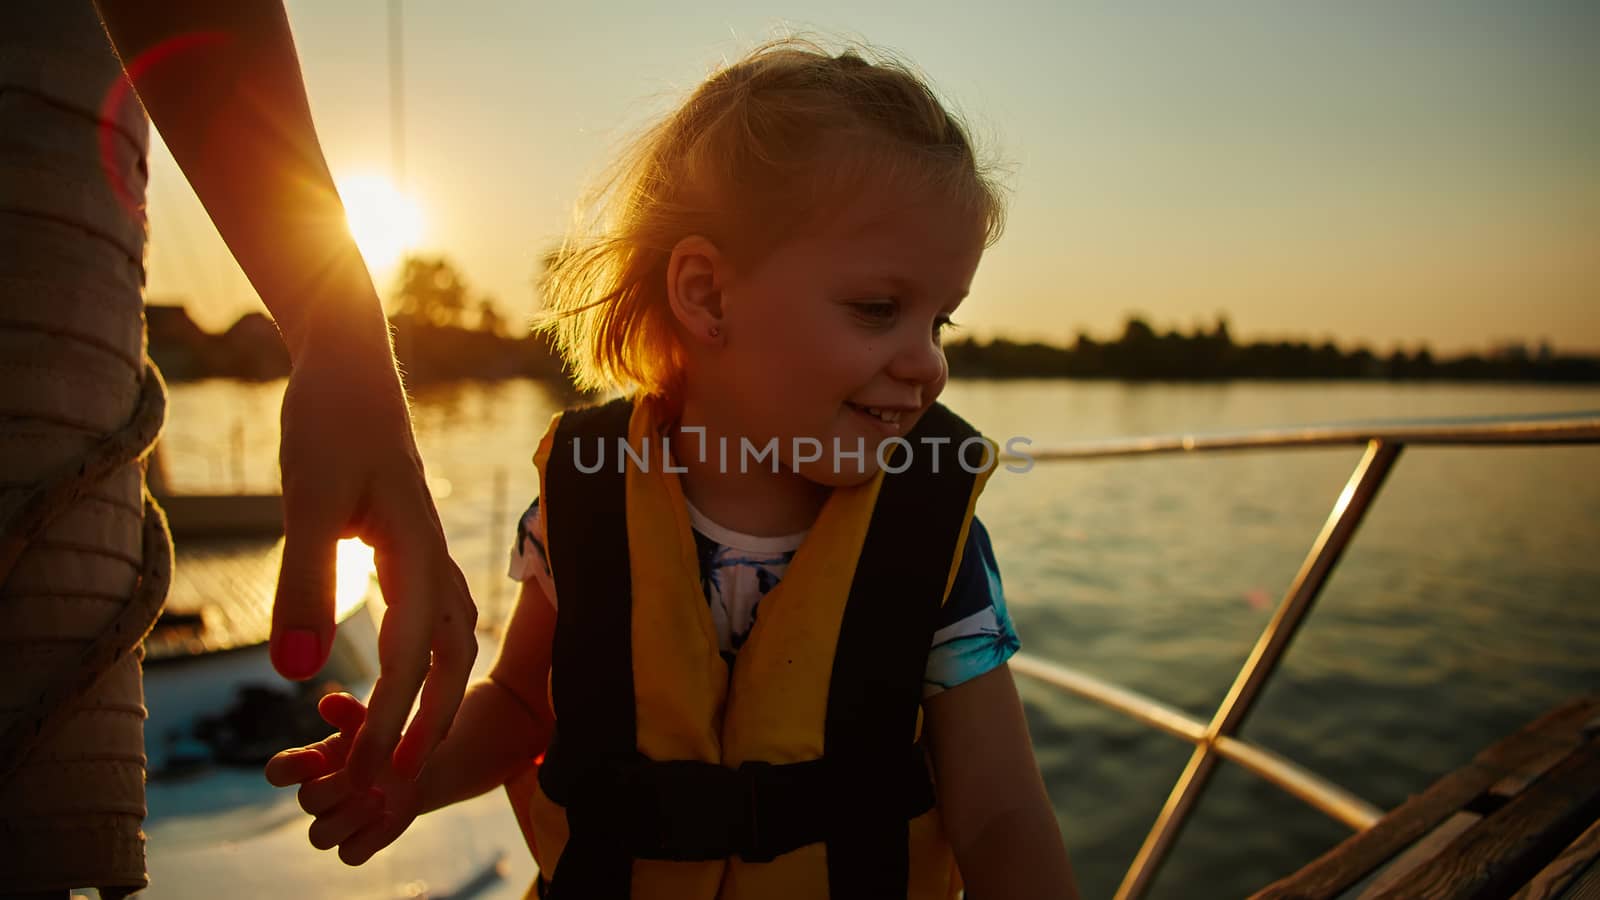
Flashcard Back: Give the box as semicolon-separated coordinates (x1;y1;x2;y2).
701;183;987;488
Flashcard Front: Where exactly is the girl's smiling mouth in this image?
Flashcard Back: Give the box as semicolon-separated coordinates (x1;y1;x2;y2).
846;401;913;433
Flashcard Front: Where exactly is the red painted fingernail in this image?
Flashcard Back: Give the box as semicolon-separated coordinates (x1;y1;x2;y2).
272;629;322;679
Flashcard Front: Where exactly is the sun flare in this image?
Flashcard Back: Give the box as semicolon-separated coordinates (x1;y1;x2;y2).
336;173;425;272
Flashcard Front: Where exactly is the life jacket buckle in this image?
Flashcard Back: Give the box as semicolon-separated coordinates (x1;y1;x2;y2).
734;760;777;863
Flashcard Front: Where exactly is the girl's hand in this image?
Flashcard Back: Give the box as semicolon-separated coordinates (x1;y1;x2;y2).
265;692;422;865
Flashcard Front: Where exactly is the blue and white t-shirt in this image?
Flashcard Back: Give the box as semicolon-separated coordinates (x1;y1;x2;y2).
507;496;1020;698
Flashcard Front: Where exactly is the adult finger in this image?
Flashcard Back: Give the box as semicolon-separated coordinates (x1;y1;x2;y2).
308;788;386;851
343;533;436;788
392;569;476;779
271;490;343;680
344;557;432;781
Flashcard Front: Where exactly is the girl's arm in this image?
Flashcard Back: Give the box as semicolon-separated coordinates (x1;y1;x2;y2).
924;663;1081;900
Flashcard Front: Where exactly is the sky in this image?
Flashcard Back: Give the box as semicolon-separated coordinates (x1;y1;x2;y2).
141;0;1599;356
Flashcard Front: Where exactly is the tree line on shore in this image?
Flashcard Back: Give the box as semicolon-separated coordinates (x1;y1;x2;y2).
945;317;1598;382
146;255;1598;385
147;256;569;384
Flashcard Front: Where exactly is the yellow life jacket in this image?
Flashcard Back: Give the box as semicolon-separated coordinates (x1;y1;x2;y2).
505;393;995;900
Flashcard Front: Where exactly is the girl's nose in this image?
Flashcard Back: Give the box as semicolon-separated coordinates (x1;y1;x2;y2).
888;328;946;386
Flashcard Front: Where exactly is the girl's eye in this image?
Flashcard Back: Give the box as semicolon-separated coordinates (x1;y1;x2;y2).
934;316;959;336
850;301;897;324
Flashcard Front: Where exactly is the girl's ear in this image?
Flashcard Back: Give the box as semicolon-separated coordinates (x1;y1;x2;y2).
666;235;727;345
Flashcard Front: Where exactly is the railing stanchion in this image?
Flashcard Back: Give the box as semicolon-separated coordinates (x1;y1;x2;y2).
1114;439;1404;900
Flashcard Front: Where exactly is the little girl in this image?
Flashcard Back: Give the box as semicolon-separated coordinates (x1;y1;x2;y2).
268;38;1077;900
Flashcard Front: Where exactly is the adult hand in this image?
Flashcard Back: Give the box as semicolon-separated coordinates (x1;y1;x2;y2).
92;0;477;788
266;692;422;864
270;317;477;787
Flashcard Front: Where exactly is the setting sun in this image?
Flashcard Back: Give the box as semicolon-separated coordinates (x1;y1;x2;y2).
336;173;425;272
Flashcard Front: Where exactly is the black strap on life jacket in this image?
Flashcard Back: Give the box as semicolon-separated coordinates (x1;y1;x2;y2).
541;396;638;899
539;396;984;900
823;402;983;898
538;737;936;862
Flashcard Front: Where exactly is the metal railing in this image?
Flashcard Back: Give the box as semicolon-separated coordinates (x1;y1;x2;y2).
999;409;1600;900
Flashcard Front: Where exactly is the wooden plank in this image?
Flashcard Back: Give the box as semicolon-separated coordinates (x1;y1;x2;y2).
1490;735;1586;799
1562;859;1600;900
1355;812;1481;898
1251;696;1600;900
1353;731;1587;898
157;493;283;538
1509;818;1600;900
1366;737;1600;899
146;537;282;661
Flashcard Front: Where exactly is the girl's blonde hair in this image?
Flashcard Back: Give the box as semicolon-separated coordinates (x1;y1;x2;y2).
535;37;1008;399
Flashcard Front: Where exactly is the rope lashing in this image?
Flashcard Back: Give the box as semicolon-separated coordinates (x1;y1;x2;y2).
0;359;172;789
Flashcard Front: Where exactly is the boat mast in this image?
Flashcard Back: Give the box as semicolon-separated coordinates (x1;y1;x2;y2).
389;0;405;188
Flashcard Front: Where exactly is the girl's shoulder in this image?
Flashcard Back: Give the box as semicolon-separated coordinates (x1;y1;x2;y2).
937;516;1006;627
924;516;1021;698
507;496;551;587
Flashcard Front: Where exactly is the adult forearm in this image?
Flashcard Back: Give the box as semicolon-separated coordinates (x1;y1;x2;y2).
412;678;552;816
959;804;1080;900
93;0;386;359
